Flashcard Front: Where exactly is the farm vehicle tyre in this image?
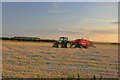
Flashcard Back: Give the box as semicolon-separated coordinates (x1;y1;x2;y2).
65;42;71;48
84;45;89;49
57;44;62;48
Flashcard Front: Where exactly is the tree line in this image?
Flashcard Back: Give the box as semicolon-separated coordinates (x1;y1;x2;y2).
0;37;56;42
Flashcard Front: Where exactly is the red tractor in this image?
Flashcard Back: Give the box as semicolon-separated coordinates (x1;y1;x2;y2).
72;38;94;48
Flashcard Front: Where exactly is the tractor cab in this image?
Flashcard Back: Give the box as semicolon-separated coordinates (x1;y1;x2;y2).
60;37;68;41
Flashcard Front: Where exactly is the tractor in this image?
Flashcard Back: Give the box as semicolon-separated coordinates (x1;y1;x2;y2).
52;37;71;48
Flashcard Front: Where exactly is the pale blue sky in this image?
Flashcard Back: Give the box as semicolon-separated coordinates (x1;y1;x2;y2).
2;2;118;42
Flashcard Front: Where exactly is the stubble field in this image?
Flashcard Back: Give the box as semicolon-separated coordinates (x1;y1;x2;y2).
2;40;118;78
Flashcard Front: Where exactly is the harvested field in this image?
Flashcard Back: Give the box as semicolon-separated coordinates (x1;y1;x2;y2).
2;40;118;78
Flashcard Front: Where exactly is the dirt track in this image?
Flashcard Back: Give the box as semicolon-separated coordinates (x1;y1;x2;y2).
2;41;118;78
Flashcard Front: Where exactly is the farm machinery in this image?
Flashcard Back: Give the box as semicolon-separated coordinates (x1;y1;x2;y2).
53;37;71;48
53;37;94;48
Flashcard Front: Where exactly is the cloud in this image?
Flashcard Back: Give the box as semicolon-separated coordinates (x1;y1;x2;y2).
111;22;120;24
88;29;118;34
52;3;58;9
82;28;117;34
56;29;84;35
49;10;63;14
57;29;64;31
49;3;64;14
74;18;117;28
79;18;116;24
54;28;118;42
56;28;118;36
72;18;118;31
44;28;118;42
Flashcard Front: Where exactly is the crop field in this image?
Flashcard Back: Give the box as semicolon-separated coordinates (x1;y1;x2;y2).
2;40;118;78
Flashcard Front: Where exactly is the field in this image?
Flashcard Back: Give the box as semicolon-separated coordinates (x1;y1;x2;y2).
2;40;118;78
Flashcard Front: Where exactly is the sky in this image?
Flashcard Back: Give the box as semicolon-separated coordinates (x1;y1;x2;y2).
2;2;118;42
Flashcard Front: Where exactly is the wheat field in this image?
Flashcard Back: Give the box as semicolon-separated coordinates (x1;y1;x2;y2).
2;40;118;78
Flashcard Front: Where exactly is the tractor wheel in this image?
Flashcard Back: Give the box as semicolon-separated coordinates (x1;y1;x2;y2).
57;44;62;48
66;42;71;48
84;45;89;49
78;45;82;48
